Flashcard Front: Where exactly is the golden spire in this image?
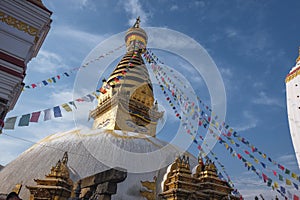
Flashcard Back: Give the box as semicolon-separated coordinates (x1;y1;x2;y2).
296;46;300;63
133;16;141;28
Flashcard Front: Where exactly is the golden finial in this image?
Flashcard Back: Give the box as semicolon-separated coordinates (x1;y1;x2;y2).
297;46;300;63
133;16;140;28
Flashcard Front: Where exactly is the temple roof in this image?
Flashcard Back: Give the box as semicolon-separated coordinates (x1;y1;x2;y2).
26;0;52;13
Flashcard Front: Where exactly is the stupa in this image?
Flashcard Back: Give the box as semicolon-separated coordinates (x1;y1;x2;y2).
0;18;238;200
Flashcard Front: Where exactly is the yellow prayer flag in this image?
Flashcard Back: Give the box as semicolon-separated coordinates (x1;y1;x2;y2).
47;78;53;83
274;182;279;188
286;178;292;185
225;143;229;149
254;158;259;163
291;172;298;179
62;103;72;112
262;153;267;159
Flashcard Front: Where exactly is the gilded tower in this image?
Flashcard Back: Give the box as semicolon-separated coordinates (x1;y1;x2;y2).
90;17;163;136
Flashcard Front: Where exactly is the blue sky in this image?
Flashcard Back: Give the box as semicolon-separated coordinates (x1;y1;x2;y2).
1;0;300;199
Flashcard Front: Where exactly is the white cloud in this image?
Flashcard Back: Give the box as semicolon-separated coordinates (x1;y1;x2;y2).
252;91;283;107
232;110;258;132
28;50;67;74
122;0;149;26
219;67;233;77
170;5;179;11
71;0;96;10
225;28;238;38
52;26;107;48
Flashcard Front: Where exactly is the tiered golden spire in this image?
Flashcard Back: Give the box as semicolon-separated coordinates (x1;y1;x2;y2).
90;17;163;136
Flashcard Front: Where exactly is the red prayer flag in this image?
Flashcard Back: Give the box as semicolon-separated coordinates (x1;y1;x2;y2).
294;195;299;200
197;145;202;150
237;154;242;159
114;77;119;83
31;84;37;88
30;111;41;122
76;98;84;102
262;173;268;182
100;88;107;94
244;150;250;155
278;164;285;171
272;170;277;176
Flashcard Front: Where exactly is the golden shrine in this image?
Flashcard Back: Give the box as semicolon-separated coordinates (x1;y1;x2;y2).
26;152;73;200
160;155;239;200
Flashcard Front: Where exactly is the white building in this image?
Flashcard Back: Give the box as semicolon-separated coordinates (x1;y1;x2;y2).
0;0;52;131
286;47;300;169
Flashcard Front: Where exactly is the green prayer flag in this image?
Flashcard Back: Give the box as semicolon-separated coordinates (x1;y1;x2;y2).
18;114;30;126
285;168;290;175
279;174;284;181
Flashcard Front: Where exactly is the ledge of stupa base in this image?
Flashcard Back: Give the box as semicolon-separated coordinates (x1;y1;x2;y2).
80;168;127;188
78;168;127;200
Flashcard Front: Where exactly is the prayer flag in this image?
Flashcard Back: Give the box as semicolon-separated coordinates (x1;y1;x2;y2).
62;103;72;112
285;168;291;175
47;78;52;83
64;72;70;77
4;117;17;129
260;162;266;169
286;179;292;185
87;94;95;102
267;178;272;187
292;172;298;179
51;77;56;83
18;114;30;126
100;87;107;94
69;101;77;109
280;186;286;194
273;170;277;176
82;96;91;102
294;195;300;200
278;164;285;171
237;154;242;159
279;174;284;181
293;182;299;190
274;181;279;188
30;111;41;122
53;106;62;118
31;84;37;88
262;173;268;182
44;109;52;121
42;80;48;85
76;98;84;102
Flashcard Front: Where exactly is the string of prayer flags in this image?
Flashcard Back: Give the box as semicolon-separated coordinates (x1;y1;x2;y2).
22;44;125;91
3;93;97;130
146;48;300;198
